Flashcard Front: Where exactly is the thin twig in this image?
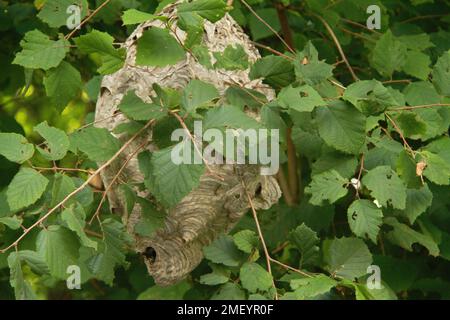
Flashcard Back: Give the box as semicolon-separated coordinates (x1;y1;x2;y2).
385;113;415;157
65;0;113;40
313;14;359;81
239;0;295;53
169;111;224;181
341;18;382;34
241;178;278;300
387;103;450;111
88;139;148;225
250;41;294;61
0;119;154;254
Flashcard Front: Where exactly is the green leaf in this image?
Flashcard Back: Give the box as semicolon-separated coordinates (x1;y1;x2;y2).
74;126;121;162
432;50;450;96
199;264;230;285
203;235;244;267
43;61;82;111
122;9;157;25
323;237;372;280
13;30;68;70
74;30;125;74
135;27;185;67
37;0;88;28
0;216;22;230
249;55;295;89
289;223;320;267
278;85;326;112
233;230;259;254
87;219;131;285
181;79;219;114
203;104;262;131
362;166;407;209
289;274;337;299
395;112;427;139
347;199;383;243
138;280;191;299
61;204;97;250
420;151;450;185
178;0;227;23
240;262;273;293
343;80;399;115
7;168;49;211
34;121;70;160
7;252;37;300
213;44;249;70
305;170;348;206
397;184;433;224
133;197;165;238
191;45;213;68
36;225;80;279
404;81;441;106
118;91;167;121
211;282;246;300
248;8;281;41
384;217;439;256
316;101;366;155
10;250;49;276
402;50;431;80
0;133;34;163
294;59;334;86
370;30;407;77
150;143;205;207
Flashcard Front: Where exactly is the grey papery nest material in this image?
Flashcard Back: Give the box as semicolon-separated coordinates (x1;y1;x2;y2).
94;3;281;286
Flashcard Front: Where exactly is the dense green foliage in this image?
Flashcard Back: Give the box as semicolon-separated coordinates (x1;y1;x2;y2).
0;0;450;300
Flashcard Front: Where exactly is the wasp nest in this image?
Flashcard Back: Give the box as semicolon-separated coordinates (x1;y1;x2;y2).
94;2;281;286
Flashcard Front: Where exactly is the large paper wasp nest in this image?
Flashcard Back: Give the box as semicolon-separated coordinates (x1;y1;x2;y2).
94;2;281;286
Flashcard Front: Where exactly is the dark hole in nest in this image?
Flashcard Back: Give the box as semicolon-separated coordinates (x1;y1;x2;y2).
143;247;157;262
255;183;262;196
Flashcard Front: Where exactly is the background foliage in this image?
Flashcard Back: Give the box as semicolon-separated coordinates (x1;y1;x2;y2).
0;0;450;300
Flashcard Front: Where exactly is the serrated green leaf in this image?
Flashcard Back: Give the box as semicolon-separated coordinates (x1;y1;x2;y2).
343;80;399;115
36;225;80;280
289;274;337;299
13;30;68;70
7;252;37;300
203;235;244;267
278;85;326;112
213;44;249;70
150;143;205;207
316;101;366;155
384;217;439;256
121;9;157;25
74;30;125;74
7;168;49;211
34;121;70;160
398;184;433;224
37;0;88;28
61;204;97;250
305;170;348;206
370;30;407;77
249;55;295;89
420;151;450;185
233;230;259;254
347;199;383;243
362;166;407;209
240;262;273;293
74;126;121;162
43;61;82;112
118;91;167;121
395;111;427;139
0;133;34;164
432;50;450;96
323;237;372;280
178;0;227;23
289;223;320;267
199;264;230;285
181;79;219;114
402;50;431;80
133;197;165;238
87;219;131;285
0;216;22;230
135;27;185;67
